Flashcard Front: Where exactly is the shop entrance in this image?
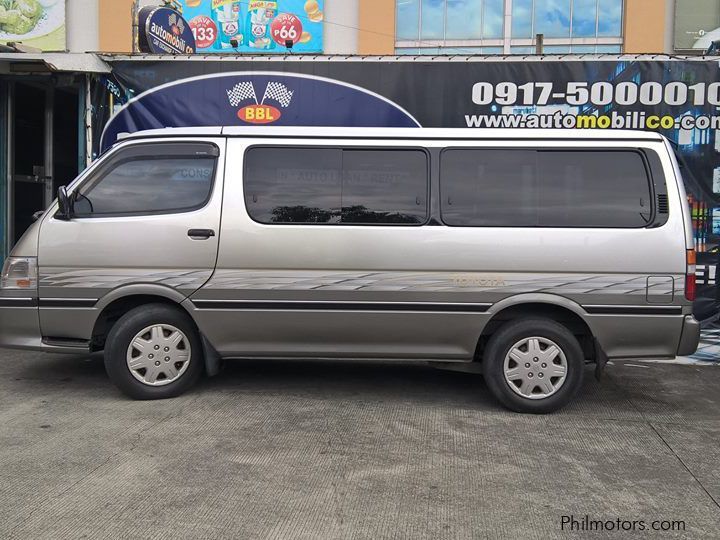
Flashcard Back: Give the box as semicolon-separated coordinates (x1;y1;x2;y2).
8;79;80;247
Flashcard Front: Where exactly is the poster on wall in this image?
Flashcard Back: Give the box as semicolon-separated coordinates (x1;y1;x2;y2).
0;0;66;51
674;0;720;50
180;0;323;53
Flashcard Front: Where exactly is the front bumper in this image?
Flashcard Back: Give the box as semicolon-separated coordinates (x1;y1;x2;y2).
0;302;91;354
0;299;43;350
677;315;701;356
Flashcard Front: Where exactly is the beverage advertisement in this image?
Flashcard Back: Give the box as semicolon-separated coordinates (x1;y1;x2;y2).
0;0;66;51
180;0;323;53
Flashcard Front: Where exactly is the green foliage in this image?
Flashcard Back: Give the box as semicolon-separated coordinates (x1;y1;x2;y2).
0;0;44;35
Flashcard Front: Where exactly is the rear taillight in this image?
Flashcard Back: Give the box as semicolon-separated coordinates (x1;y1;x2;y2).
685;249;696;302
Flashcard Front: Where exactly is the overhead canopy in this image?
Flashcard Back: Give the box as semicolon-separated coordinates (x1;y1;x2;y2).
0;52;110;74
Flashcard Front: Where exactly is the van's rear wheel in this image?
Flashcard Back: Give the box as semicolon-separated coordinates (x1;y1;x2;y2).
104;304;203;400
482;318;584;414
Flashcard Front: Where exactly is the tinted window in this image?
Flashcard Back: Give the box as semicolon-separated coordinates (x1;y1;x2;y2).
342;150;427;224
537;151;651;227
441;150;538;227
244;147;428;225
74;145;216;216
244;148;342;224
441;149;652;228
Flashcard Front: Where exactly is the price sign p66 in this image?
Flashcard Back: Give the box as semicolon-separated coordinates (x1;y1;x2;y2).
271;13;302;46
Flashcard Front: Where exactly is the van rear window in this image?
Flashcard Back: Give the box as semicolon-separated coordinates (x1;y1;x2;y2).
440;149;653;228
244;147;429;225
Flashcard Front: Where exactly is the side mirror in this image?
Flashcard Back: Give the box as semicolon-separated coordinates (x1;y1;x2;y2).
57;186;72;221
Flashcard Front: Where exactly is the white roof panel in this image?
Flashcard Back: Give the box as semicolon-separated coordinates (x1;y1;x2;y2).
123;125;663;141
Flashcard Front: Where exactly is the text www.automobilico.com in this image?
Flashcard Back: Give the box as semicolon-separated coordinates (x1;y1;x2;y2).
466;80;720;130
465;111;720;130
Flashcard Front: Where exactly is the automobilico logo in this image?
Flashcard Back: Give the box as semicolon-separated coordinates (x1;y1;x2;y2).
226;81;294;124
140;7;197;54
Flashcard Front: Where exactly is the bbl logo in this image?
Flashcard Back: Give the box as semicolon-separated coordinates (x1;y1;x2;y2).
226;81;294;124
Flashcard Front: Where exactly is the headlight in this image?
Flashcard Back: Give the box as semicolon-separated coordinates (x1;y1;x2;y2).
1;257;38;290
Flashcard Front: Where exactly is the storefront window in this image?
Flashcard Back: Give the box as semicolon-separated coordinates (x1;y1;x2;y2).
421;0;445;39
396;0;623;52
597;0;623;36
572;0;598;37
396;0;420;40
542;45;572;53
446;0;483;39
595;44;622;53
483;0;504;38
534;0;572;38
571;44;598;53
399;0;508;41
511;0;534;38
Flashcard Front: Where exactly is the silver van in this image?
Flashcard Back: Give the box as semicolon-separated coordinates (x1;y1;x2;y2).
0;127;700;413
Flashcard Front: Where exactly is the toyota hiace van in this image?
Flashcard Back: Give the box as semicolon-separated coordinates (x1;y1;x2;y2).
0;127;700;413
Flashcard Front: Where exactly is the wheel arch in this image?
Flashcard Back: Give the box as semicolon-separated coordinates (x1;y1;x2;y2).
477;294;597;363
91;286;221;376
91;287;190;351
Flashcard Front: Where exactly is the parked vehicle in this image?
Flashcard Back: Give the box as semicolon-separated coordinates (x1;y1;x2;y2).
0;127;700;413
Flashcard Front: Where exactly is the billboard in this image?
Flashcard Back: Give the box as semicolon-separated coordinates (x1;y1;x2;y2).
0;0;66;51
674;0;720;50
95;58;720;321
138;6;197;54
180;0;323;53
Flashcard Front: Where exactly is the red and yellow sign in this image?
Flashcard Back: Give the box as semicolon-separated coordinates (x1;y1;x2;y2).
238;104;282;124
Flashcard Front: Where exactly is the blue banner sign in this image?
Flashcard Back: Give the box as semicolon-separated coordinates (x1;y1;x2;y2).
100;72;419;151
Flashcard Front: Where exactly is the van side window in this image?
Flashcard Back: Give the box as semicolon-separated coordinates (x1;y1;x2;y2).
440;149;653;228
73;143;217;216
342;150;427;224
244;147;428;225
244;148;342;223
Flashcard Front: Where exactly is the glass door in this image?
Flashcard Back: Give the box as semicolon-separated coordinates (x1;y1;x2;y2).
10;82;52;245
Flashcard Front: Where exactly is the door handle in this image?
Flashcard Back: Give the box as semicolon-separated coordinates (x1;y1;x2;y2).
187;229;215;240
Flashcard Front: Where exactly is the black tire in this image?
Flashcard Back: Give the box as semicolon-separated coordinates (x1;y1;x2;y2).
104;304;204;400
482;318;584;414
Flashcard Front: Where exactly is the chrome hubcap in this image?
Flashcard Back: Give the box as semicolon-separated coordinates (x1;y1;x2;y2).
126;324;191;386
503;336;568;400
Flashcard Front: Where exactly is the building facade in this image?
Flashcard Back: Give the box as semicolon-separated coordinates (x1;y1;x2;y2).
4;0;700;56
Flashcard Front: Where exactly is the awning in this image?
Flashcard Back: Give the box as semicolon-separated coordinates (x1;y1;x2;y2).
0;52;110;74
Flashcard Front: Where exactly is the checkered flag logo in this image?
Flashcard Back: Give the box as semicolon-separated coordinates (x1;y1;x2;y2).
168;13;184;33
261;82;294;108
227;82;258;107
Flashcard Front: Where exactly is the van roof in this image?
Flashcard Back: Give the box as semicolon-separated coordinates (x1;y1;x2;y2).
118;126;665;142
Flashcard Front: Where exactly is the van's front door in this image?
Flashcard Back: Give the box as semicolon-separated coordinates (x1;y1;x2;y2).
37;139;225;343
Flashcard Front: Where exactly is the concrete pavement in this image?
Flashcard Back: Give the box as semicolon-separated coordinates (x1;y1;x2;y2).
1;350;719;539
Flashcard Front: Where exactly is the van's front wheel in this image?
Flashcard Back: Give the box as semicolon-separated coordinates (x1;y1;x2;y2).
482;318;584;414
104;304;203;400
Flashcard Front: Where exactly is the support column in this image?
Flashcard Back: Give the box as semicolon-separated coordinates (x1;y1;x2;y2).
358;0;396;55
99;0;135;53
503;0;513;54
624;0;666;53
